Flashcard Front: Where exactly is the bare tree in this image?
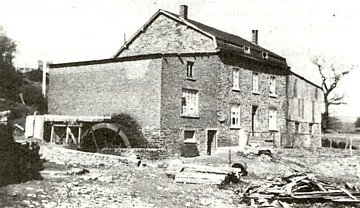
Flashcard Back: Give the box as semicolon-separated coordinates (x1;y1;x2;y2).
312;56;354;131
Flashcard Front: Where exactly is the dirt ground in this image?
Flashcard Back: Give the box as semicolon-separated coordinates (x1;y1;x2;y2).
1;143;360;208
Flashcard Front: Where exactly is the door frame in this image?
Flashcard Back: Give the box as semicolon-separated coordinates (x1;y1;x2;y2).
205;128;218;155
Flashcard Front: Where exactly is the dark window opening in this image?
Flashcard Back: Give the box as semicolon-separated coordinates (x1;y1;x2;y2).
186;61;194;78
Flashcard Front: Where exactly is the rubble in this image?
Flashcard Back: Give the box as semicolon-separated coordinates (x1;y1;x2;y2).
237;173;360;207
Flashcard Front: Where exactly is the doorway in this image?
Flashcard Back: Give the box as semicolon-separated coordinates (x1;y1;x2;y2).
251;105;258;136
207;130;217;155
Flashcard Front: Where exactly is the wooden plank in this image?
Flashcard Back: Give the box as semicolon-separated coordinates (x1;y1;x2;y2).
285;175;309;194
65;126;69;144
182;164;242;175
78;127;82;145
53;124;83;127
50;124;55;143
44;115;111;122
175;172;226;184
340;188;358;201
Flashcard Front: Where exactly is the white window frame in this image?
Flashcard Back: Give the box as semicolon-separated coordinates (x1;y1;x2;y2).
181;89;199;117
269;76;276;97
230;104;241;129
186;61;194;78
309;123;314;136
268;108;277;131
244;46;251;54
295;122;300;134
262;52;269;59
252;72;259;94
232;68;240;90
184;130;196;143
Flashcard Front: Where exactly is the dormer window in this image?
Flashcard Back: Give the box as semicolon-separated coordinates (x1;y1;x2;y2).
262;52;269;59
244;46;251;54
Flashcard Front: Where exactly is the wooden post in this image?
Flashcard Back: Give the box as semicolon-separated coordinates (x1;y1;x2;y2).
349;138;353;156
330;139;332;148
50;124;55;143
78;126;82;145
65;126;69;144
228;148;232;167
91;129;99;151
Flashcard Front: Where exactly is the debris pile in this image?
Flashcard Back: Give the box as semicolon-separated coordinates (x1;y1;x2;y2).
238;174;360;207
174;164;246;185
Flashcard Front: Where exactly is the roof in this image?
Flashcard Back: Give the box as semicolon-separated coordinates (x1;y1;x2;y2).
113;9;287;67
290;71;322;89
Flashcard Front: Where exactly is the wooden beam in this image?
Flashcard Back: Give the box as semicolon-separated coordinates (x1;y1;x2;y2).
53;124;83;127
50;124;55;143
65;126;69;144
78;127;82;145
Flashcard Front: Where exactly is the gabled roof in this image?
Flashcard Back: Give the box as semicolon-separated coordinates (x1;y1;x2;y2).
113;9;287;66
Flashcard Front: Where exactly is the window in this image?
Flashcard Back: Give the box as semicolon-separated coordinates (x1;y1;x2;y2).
184;130;196;143
268;108;277;130
230;104;241;128
186;61;194;78
293;79;298;97
181;89;199;117
252;72;259;93
298;99;304;119
301;99;305;119
244;46;251;54
314;88;318;100
269;76;276;96
262;52;269;59
309;123;314;136
295;122;300;134
232;68;240;90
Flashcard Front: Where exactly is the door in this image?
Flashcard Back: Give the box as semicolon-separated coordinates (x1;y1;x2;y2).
207;130;217;155
251;106;258;136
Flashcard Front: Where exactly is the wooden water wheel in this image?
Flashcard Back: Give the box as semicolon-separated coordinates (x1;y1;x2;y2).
80;122;131;152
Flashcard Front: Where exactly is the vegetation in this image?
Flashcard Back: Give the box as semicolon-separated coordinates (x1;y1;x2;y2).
312;56;354;131
0;26;46;125
355;117;360;129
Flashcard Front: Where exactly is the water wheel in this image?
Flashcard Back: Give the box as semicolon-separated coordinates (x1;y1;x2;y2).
80;123;131;152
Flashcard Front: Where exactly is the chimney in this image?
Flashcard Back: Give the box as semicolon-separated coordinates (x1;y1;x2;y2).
252;30;258;45
180;5;188;19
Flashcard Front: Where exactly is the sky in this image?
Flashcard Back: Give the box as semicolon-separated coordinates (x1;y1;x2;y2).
0;0;359;117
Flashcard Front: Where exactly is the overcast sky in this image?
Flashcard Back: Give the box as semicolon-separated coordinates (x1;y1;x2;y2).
0;0;359;117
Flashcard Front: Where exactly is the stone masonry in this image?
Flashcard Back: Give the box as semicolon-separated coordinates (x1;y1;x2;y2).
48;7;323;155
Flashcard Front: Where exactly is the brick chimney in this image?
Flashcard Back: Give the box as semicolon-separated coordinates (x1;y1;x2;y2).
180;5;188;19
252;30;258;45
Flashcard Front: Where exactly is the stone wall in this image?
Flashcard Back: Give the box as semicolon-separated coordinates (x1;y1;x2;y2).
159;55;220;154
217;54;288;147
118;14;215;57
48;59;162;129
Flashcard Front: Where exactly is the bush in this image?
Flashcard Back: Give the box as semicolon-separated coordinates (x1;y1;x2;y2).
111;113;148;147
0;125;44;186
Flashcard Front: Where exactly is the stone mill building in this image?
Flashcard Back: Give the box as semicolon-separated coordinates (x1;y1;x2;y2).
48;5;322;155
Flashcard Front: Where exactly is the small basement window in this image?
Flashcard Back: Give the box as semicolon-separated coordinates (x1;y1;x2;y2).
184;130;196;143
244;46;251;54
